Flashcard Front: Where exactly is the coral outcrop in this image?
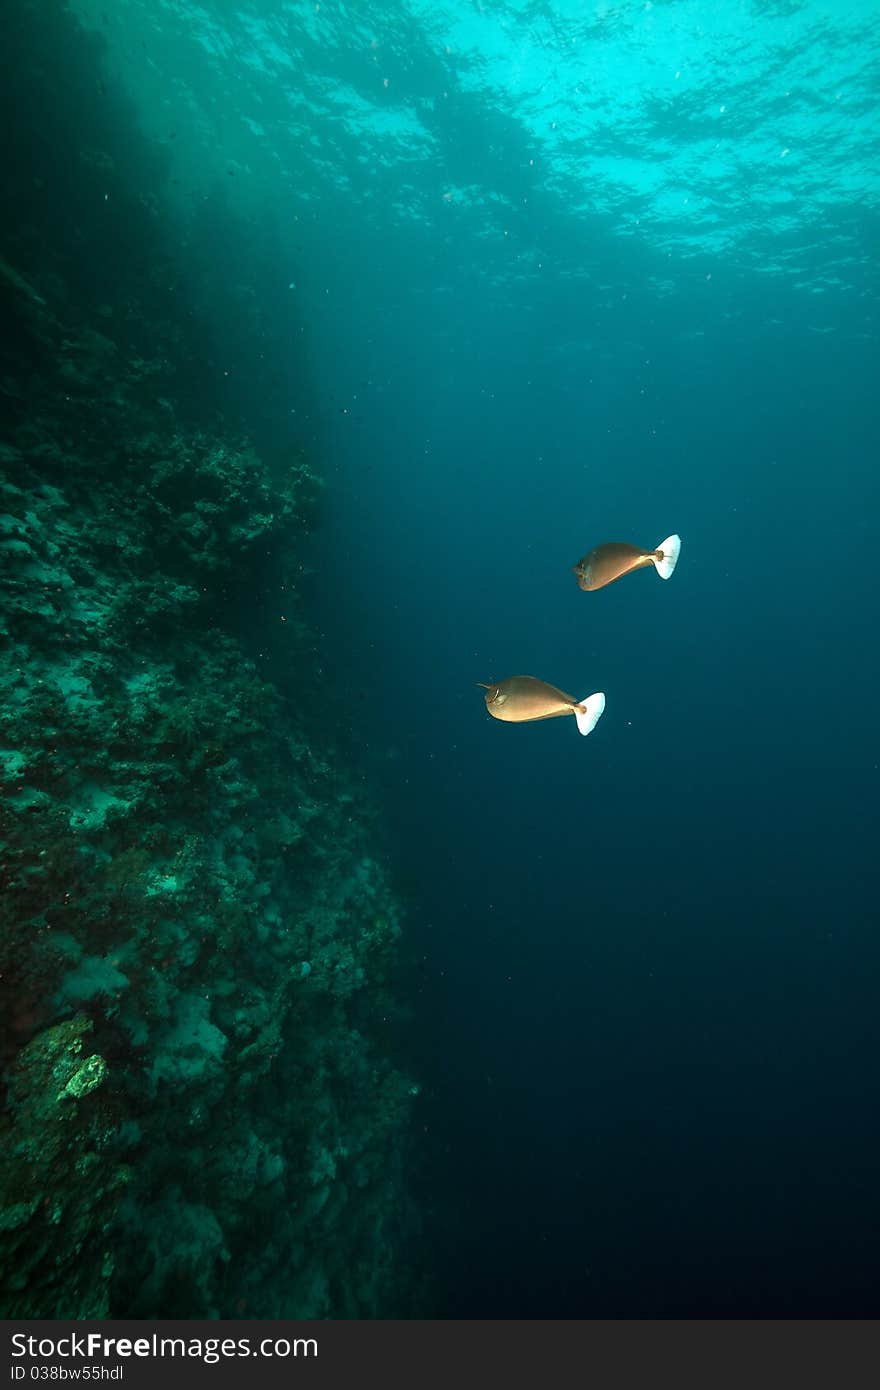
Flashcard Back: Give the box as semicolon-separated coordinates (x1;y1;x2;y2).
0;1013;123;1319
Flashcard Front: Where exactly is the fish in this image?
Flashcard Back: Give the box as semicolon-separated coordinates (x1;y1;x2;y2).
478;676;605;737
573;533;681;591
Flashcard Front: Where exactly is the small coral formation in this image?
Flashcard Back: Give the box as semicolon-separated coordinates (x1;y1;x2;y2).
0;1014;124;1319
0;263;415;1317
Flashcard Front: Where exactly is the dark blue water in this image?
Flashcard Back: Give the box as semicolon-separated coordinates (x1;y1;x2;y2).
4;0;879;1318
317;267;880;1315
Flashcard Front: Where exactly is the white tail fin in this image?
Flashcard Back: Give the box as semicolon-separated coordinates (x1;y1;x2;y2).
653;533;681;580
575;692;605;737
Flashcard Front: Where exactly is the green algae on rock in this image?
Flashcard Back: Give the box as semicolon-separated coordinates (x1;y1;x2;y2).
0;1013;124;1319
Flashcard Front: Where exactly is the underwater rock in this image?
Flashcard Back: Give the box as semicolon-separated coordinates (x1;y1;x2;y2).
0;248;416;1316
0;1014;124;1318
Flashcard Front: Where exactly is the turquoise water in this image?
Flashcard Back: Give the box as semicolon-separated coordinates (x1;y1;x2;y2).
1;0;878;1318
75;0;879;288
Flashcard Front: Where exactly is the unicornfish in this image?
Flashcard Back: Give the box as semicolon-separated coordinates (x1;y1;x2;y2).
573;533;681;591
478;676;605;737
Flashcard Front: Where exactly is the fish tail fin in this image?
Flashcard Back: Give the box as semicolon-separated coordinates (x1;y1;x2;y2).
575;692;605;737
653;533;681;579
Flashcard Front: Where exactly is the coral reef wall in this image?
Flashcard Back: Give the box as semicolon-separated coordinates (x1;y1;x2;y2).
0;1;416;1320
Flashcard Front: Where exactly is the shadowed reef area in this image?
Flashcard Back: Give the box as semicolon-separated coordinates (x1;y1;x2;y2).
0;1;419;1320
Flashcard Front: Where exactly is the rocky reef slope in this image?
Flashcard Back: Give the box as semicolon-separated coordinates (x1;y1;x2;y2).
0;258;416;1318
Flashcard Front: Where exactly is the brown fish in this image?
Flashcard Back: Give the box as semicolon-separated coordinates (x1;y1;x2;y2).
478;676;605;737
573;533;681;591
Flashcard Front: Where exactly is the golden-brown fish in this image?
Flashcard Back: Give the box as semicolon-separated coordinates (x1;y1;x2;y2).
478;676;605;737
573;533;681;591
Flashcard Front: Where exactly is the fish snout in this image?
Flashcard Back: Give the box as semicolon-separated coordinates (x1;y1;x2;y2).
573;563;592;591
